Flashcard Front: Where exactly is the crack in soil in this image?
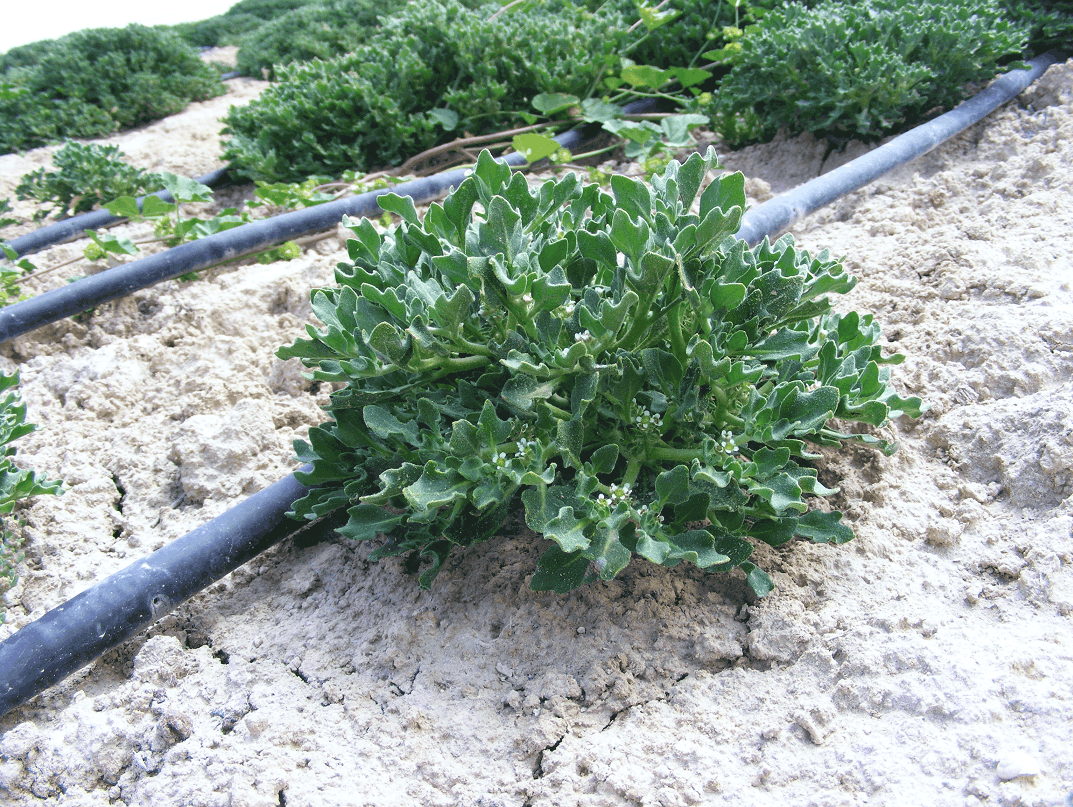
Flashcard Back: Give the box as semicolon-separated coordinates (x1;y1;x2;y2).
532;734;565;779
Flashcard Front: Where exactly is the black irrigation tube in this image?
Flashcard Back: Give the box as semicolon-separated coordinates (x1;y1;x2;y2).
0;54;1060;718
0;123;597;344
4;166;234;260
736;52;1061;246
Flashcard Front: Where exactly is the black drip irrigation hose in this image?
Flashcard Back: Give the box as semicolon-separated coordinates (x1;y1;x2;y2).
0;124;596;344
735;52;1061;246
0;56;1060;717
4;166;234;260
0;473;326;715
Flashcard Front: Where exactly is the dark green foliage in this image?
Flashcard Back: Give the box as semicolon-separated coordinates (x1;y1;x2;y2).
0;198;16;230
603;0;744;68
222;0;625;181
279;149;923;595
15;142;164;220
708;0;1029;147
0;40;55;74
235;0;414;79
170;0;316;48
1000;0;1073;56
0;25;225;156
0;372;63;620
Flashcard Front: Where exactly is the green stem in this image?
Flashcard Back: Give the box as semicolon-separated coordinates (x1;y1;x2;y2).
542;402;572;420
583;60;609;100
667;301;687;368
722;412;745;429
412;354;491;374
428;328;494;357
622;455;644;486
711;383;728;408
646;445;704;464
556;143;620;163
618;286;660;348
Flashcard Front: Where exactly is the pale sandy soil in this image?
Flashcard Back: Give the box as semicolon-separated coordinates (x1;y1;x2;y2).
0;62;1070;807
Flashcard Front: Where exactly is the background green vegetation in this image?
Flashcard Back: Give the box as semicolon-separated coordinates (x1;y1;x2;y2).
0;0;1068;182
169;0;315;49
707;0;1030;147
0;25;224;156
234;0;417;79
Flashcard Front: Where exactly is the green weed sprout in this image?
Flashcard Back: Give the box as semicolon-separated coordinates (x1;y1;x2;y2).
0;372;64;622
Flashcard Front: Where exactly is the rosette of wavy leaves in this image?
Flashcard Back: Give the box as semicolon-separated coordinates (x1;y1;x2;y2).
279;148;923;596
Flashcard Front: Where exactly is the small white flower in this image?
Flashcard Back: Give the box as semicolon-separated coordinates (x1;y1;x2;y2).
719;429;739;455
522;293;533;304
632;400;662;432
515;436;537;459
574;329;593;343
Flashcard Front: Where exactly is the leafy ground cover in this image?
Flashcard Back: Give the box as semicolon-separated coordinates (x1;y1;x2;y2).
221;0;1068;184
0;25;224;155
220;0;732;181
707;0;1030;147
168;0;316;49
234;0;419;80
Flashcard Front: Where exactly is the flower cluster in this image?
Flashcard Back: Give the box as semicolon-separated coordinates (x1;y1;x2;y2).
718;429;739;455
633;399;663;432
636;503;665;524
595;482;631;512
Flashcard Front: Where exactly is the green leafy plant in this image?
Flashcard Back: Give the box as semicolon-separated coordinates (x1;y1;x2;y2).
1000;0;1073;56
279;148;923;595
0;24;224;155
235;0;414;79
15;142;164;221
0;244;34;308
220;0;750;183
706;0;1029;147
0;265;25;308
89;172;307;272
0;372;63;622
102;172;227;248
248;175;339;213
0;39;55;74
222;0;628;181
82;229;139;264
0;198;17;230
169;0;315;48
600;0;752;68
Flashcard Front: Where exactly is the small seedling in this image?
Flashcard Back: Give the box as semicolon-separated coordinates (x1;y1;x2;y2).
0;372;64;622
